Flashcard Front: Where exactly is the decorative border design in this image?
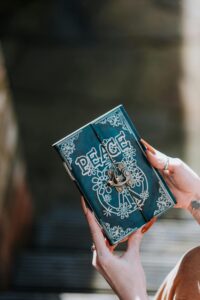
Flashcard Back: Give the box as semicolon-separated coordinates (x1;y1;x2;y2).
59;131;81;167
154;184;175;216
103;222;134;243
95;109;132;133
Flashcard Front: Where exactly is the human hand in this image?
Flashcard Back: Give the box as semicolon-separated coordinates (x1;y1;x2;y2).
81;196;156;300
140;139;200;210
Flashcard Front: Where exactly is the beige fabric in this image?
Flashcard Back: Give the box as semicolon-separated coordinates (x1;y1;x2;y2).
155;246;200;300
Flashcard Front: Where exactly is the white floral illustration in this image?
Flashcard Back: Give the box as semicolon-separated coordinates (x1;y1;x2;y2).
117;202;132;219
103;207;112;217
124;144;136;157
92;170;112;195
154;186;174;216
90;135;149;219
60;133;80;165
83;161;96;176
97;112;129;132
132;169;144;187
140;190;149;201
104;194;112;203
103;222;134;242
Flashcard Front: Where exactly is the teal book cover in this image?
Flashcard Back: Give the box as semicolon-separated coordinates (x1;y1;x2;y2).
53;105;176;245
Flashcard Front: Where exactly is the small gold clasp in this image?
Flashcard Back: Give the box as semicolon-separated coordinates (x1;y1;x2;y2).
107;163;132;192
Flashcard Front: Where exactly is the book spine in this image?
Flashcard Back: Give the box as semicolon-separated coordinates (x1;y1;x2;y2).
54;144;89;202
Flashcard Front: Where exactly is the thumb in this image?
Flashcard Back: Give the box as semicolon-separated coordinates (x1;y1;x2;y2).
124;230;143;259
124;218;157;260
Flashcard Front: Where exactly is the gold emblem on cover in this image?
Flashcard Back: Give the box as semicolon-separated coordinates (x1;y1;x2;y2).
107;163;132;192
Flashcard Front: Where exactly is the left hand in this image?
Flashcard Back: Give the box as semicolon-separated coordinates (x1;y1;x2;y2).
140;139;200;210
81;196;156;300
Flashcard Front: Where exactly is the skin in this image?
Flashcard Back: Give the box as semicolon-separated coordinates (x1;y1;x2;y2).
142;139;200;223
81;139;200;300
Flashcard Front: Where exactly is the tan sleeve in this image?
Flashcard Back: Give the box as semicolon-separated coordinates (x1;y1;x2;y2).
155;246;200;300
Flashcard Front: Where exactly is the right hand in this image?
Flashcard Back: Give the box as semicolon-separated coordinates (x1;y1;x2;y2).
81;196;155;300
141;139;200;210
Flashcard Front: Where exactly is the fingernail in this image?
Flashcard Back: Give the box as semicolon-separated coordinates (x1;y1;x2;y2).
140;138;156;155
105;239;117;251
91;243;96;251
141;217;157;233
141;225;148;234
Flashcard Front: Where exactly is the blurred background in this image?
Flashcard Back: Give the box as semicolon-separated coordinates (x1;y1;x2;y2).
0;1;200;299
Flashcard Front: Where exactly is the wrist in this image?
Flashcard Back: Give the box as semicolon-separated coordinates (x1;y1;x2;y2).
186;177;200;224
191;176;200;203
186;176;200;210
118;279;148;300
119;291;148;300
196;177;200;199
120;282;149;300
187;199;200;224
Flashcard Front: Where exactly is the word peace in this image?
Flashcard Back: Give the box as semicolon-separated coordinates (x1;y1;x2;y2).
75;131;131;176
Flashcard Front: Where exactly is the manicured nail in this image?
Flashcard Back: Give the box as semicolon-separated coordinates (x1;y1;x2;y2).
141;217;157;233
140;138;156;155
141;225;148;234
105;239;117;251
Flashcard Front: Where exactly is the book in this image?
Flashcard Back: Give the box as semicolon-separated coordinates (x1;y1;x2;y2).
53;104;176;245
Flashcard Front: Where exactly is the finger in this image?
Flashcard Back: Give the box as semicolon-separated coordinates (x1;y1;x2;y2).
161;174;178;203
141;217;157;234
124;218;156;260
158;168;176;191
105;239;117;252
140;138;156;154
123;231;142;261
126;229;143;256
92;239;116;253
81;197;109;256
145;150;174;173
118;236;129;244
162;173;176;191
140;139;179;175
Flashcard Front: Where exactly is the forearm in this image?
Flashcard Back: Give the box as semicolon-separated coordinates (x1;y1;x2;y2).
124;293;148;300
118;268;149;300
113;257;149;300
